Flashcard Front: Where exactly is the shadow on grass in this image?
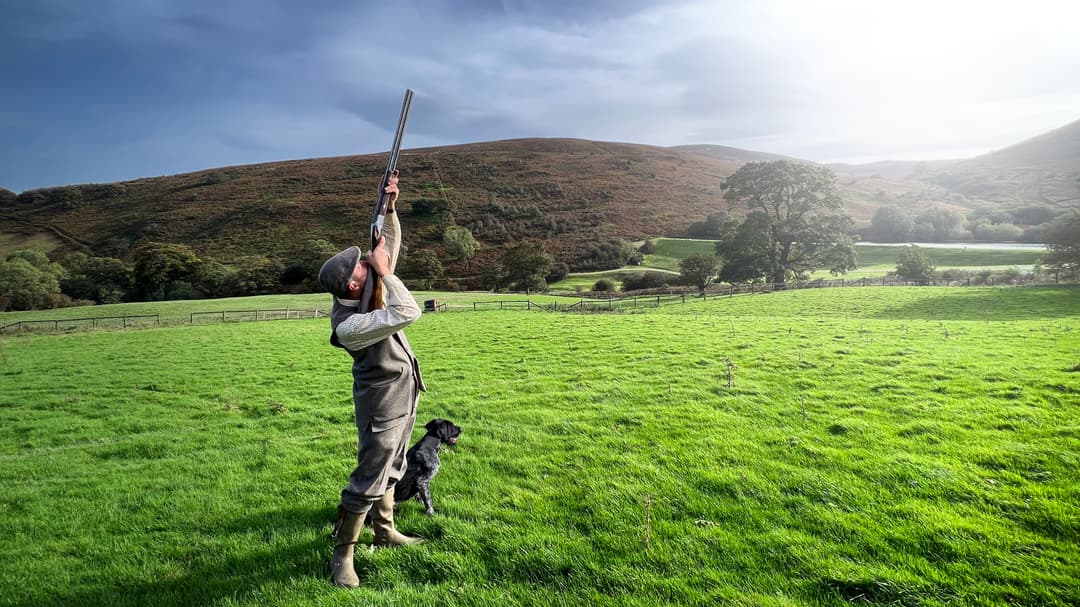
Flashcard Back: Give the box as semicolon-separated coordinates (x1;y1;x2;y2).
868;286;1080;321
14;506;336;607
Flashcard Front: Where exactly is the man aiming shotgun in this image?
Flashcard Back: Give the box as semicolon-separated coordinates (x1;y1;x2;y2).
317;90;425;589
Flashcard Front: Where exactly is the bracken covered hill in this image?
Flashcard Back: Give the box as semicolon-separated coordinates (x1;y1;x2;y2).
0;139;741;268
2;119;1078;269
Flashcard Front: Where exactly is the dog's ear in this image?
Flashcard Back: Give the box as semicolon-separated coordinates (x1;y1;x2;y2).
425;419;442;433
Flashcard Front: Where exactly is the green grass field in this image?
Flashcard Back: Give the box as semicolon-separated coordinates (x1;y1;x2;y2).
2;287;1078;606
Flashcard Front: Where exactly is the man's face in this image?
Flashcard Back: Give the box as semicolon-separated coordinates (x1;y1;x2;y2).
347;260;370;297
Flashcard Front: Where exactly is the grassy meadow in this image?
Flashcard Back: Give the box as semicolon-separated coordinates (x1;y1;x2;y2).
1;286;1078;606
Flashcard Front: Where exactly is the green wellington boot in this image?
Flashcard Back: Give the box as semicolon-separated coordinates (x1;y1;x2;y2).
371;490;424;547
329;505;369;588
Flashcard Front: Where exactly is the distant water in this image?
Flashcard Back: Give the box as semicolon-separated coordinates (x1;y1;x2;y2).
856;242;1046;251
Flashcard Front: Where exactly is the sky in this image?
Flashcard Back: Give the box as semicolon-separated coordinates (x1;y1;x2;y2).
2;0;1079;192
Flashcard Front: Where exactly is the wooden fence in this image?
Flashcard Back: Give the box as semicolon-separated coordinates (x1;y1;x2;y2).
0;314;159;333
189;308;328;323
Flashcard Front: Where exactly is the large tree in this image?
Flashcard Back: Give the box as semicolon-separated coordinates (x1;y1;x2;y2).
0;250;64;311
1041;211;1080;273
717;160;856;283
484;241;552;292
894;245;935;281
871;205;914;242
442;226;479;271
679;253;719;294
399;249;445;282
132;242;200;300
914;205;967;241
60;253;132;303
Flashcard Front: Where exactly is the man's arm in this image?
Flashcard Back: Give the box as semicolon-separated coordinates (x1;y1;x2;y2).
335;275;420;350
383;207;402;275
381;172;403;274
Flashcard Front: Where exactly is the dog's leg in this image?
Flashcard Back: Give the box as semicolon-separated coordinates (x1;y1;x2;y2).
417;480;435;515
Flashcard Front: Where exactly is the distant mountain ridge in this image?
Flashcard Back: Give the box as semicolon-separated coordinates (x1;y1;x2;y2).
669;144;798;164
928;119;1080;204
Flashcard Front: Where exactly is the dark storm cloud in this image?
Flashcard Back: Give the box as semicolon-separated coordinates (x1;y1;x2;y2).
1;0;1077;191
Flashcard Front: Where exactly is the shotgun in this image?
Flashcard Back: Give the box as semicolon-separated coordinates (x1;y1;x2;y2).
371;88;414;250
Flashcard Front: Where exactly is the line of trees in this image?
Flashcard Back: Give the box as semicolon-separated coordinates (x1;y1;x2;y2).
1;222;562;311
868;202;1069;243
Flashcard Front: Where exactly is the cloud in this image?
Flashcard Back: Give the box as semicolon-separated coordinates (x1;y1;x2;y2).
1;0;1079;191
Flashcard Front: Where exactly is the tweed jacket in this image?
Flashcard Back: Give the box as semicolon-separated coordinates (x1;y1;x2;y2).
328;211;426;432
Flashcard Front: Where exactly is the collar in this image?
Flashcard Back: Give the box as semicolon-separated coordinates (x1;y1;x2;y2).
335;296;361;307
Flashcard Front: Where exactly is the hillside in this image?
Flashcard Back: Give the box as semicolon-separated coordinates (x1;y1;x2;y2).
2;119;1078;270
928;119;1080;204
0;139;740;268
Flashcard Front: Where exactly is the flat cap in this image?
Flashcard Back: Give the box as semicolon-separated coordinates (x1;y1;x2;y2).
318;246;362;299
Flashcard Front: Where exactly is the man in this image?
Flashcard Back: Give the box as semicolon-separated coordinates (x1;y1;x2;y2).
317;172;425;589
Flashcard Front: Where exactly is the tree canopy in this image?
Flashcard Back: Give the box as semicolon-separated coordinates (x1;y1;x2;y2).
871;205;914;242
442;226;479;271
1041;211;1080;273
399;249;445;282
132;242;201;300
893;245;935;281
717;160;855;283
60;252;132;304
484;241;552;292
0;250;64;311
679;253;719;294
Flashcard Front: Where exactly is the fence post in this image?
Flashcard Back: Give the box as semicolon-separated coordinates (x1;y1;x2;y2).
221;311;225;322
54;320;59;330
92;318;97;328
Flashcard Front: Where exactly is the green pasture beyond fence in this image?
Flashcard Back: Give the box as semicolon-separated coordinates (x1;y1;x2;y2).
2;273;1070;335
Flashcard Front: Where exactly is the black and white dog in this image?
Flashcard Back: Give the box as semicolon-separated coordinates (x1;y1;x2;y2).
394;419;461;515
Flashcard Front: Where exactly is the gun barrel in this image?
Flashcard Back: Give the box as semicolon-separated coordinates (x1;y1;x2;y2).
371;88;414;249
